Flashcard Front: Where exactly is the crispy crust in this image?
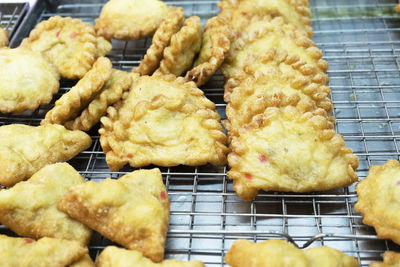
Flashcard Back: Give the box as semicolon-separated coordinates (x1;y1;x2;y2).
64;69;131;131
57;168;169;263
226;66;333;135
70;254;95;267
185;16;233;86
225;239;358;267
0;27;8;47
0;234;88;267
0;47;60;114
354;159;400;245
134;7;185;75
218;0;313;37
20;16;98;79
96;36;112;57
371;251;400;267
94;0;171;40
99;72;228;171
221;16;328;81
0;163;92;244
0;124;92;187
41;57;112;126
228;105;358;201
96;246;206;267
159;16;203;76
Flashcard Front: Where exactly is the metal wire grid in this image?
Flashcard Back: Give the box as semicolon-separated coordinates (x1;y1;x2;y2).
1;0;400;266
0;3;28;38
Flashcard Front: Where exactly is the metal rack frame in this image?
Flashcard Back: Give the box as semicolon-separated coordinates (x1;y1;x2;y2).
0;2;28;40
1;0;400;266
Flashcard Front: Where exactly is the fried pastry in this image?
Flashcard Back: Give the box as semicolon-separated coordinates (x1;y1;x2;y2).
225;239;359;267
95;0;171;40
0;163;92;244
354;159;400;245
0;47;59;114
134;7;185;75
57;168;169;263
64;69;131;131
226;67;333;134
228;105;358;201
159;16;202;76
99;73;228;170
70;254;95;267
0;234;88;267
42;57;112;126
0;27;8;47
185;16;233;86
218;0;312;37
96;246;205;267
96;36;112;57
371;251;400;267
20;16;101;79
221;16;328;82
0;124;91;187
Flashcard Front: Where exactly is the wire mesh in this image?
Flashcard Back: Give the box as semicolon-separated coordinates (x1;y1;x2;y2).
1;0;400;266
0;2;28;38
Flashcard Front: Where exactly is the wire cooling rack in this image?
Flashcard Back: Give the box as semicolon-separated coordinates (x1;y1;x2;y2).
1;0;400;266
0;2;28;39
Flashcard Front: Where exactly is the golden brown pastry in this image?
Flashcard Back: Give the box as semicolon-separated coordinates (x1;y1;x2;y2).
225;239;359;267
0;234;89;267
134;7;185;75
70;254;95;267
0;47;59;114
41;57;112;126
0;27;9;47
355;159;400;245
20;16;102;79
64;69;131;131
0;124;91;187
371;251;400;267
96;36;112;57
96;246;205;267
0;163;92;244
185;16;233;86
159;16;203;76
95;0;171;40
99;72;228;171
57;168;169;263
228;105;358;201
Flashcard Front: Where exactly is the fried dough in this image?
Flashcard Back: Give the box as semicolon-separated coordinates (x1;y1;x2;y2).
95;0;171;40
225;239;358;267
371;251;400;267
134;7;185;75
355;159;400;245
185;16;233;86
99;73;228;170
228;105;358;201
0;163;92;244
0;27;8;47
0;47;59;114
0;124;91;187
96;246;205;267
159;16;202;76
57;168;169;263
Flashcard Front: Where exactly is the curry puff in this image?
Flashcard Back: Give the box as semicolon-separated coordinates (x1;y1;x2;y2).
0;234;92;267
134;7;185;75
159;16;202;76
99;73;228;171
221;16;328;82
42;57;112;126
0;124;91;187
95;0;171;40
57;168;169;263
371;251;400;267
0;27;8;47
0;47;59;114
0;163;92;244
355;159;400;245
225;239;359;267
228;105;358;201
218;0;312;37
96;246;205;267
21;16;111;79
185;16;233;87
